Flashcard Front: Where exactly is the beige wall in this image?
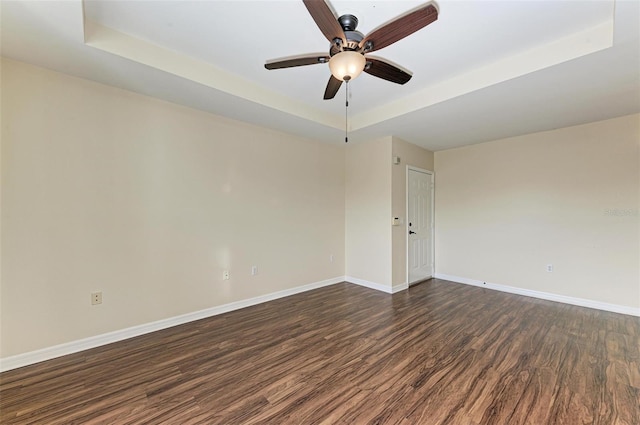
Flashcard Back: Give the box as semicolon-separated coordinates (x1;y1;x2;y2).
344;136;434;290
391;137;434;287
345;137;392;288
435;114;640;308
3;56;637;361
0;59;346;357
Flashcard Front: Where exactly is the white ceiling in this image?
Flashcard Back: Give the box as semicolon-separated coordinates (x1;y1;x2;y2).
1;0;639;151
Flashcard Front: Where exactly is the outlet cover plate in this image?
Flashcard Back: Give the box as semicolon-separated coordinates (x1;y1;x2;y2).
91;292;102;305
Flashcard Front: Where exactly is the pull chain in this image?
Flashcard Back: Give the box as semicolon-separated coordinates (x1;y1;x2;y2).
345;80;349;143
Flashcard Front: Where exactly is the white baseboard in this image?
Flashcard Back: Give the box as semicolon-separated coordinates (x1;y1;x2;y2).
434;273;640;317
344;277;408;294
392;282;409;293
17;273;627;372
0;276;344;372
345;276;393;294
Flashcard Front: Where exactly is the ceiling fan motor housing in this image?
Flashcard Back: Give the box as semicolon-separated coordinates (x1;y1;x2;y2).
335;14;364;52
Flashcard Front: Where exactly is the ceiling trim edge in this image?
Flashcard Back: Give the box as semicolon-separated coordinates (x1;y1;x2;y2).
352;19;614;130
82;19;344;131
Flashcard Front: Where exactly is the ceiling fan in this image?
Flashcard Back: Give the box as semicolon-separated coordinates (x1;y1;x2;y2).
264;0;439;100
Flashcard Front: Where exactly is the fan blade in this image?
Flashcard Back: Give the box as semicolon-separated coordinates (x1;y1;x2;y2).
265;54;330;70
303;0;346;44
364;57;412;85
324;75;343;99
360;4;438;52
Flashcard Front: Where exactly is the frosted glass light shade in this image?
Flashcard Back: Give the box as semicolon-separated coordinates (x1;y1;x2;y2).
328;51;366;81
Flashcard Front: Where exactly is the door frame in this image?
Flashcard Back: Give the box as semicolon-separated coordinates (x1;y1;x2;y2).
406;166;435;286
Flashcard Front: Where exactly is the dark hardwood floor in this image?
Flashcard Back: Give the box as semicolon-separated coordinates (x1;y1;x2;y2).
1;279;639;424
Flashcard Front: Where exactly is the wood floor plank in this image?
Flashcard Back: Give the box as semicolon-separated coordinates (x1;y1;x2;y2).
1;279;639;424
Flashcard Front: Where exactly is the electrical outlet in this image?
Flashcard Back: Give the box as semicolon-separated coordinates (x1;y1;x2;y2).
329;254;334;263
251;266;258;276
546;264;553;272
223;270;230;280
91;292;102;305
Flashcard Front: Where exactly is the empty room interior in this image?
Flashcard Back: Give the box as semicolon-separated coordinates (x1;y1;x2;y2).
1;0;639;424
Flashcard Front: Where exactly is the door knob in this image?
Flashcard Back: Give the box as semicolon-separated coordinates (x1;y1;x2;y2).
409;230;416;235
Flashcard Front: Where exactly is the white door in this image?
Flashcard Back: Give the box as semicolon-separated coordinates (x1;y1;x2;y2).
407;168;433;285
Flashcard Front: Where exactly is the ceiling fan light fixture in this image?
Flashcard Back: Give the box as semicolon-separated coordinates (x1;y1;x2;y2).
329;51;365;81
